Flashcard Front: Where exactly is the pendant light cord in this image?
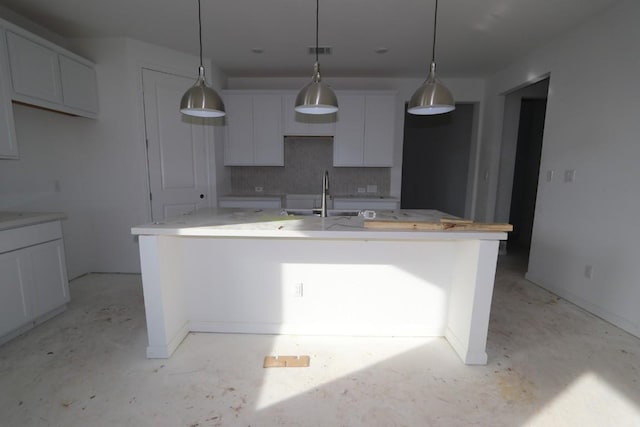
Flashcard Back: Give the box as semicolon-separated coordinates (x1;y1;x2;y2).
431;0;438;63
198;0;203;67
315;0;319;63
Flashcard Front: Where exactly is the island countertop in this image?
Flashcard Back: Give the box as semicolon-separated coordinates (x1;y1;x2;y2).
131;208;507;241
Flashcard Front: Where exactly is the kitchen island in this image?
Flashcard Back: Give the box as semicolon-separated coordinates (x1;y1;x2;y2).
131;208;507;365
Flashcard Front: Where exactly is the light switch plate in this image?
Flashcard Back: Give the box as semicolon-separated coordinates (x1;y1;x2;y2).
564;169;576;183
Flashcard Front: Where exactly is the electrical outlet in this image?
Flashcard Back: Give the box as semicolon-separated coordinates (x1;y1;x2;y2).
546;170;554;182
564;169;576;183
366;184;377;193
254;186;264;193
357;187;366;193
293;283;304;298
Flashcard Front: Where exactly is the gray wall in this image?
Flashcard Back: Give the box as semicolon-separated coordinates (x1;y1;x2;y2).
400;104;475;218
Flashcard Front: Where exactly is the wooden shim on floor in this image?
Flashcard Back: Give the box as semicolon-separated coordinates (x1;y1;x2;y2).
263;355;310;368
363;219;513;232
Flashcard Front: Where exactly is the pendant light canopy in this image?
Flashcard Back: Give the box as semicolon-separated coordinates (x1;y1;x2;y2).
295;0;338;115
180;0;225;117
408;0;455;115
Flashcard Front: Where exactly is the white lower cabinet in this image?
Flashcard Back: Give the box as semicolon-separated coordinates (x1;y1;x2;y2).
0;221;70;344
0;249;32;337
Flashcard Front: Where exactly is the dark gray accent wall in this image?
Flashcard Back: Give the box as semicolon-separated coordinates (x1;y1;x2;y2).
400;104;475;217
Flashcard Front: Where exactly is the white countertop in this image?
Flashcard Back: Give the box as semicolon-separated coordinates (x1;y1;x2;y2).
0;211;67;231
131;208;507;241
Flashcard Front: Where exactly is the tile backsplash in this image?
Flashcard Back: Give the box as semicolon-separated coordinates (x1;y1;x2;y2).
229;137;390;196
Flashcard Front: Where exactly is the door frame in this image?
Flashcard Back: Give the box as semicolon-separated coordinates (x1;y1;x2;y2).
134;62;219;222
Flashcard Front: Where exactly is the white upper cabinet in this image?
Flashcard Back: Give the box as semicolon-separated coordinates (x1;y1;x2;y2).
333;92;396;167
6;31;62;104
0;30;18;159
282;92;336;136
223;91;284;166
333;94;365;166
59;55;99;114
1;19;99;119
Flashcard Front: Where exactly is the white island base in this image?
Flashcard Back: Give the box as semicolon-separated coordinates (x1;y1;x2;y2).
133;209;505;365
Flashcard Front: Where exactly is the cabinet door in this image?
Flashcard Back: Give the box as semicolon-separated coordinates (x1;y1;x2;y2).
0;249;32;337
364;94;395;166
59;55;99;114
224;94;254;165
6;31;62;104
0;30;18;159
29;239;70;319
253;94;284;165
333;94;365;166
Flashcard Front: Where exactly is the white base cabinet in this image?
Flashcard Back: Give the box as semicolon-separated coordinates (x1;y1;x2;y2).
0;220;70;345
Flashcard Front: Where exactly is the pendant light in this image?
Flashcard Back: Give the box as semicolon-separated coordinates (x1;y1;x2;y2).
180;0;225;117
408;0;455;115
295;0;338;115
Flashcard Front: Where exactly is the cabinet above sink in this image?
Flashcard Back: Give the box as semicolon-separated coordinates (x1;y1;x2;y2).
222;90;397;168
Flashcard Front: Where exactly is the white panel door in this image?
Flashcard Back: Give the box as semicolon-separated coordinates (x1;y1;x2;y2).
142;69;211;222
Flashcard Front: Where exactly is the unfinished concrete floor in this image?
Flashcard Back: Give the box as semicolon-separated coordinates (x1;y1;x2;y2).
1;255;640;426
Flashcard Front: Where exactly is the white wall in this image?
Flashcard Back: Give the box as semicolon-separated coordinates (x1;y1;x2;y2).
0;24;226;278
479;0;640;337
228;76;485;202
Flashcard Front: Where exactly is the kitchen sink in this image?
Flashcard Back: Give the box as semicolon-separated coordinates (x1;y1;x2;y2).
281;209;361;217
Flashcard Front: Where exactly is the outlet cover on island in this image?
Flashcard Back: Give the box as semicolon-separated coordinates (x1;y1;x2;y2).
255;186;264;193
366;184;377;193
357;187;366;193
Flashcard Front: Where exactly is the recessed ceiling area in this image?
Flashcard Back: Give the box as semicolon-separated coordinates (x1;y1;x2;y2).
0;0;620;78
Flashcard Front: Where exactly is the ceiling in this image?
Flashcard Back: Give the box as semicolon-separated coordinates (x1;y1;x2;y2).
0;0;620;78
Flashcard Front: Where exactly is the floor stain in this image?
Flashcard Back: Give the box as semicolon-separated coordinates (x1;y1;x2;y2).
495;369;536;404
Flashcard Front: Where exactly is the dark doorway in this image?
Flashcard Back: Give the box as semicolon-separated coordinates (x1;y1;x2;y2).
400;104;474;217
507;98;547;255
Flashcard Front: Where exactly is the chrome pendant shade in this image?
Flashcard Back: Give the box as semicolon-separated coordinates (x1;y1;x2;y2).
180;0;225;117
408;0;454;115
407;62;455;115
295;61;338;115
295;0;338;115
180;66;225;117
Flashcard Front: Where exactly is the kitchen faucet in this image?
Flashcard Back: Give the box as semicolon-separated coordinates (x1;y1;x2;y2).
321;170;329;217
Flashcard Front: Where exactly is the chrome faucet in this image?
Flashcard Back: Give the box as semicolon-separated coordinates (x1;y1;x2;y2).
321;170;329;217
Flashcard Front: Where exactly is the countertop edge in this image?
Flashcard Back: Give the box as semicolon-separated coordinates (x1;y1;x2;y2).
0;212;67;231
